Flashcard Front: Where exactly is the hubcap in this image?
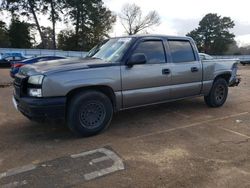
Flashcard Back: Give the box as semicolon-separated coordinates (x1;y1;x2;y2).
79;101;106;129
215;84;226;103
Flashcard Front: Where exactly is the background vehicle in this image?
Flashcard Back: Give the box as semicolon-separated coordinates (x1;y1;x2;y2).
10;56;66;77
240;59;250;65
199;53;214;60
0;53;27;68
13;35;240;137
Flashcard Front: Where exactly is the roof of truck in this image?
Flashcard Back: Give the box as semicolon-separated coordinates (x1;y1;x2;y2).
112;34;192;40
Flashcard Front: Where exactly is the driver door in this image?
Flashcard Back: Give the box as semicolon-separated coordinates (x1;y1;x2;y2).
121;38;172;108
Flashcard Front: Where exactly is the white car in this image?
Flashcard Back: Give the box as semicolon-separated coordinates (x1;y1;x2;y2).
199;53;214;60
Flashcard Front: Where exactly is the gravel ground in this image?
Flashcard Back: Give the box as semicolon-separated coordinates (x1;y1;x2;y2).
0;66;250;187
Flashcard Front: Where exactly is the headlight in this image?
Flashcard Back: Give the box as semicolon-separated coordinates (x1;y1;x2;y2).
27;75;44;97
28;88;42;97
28;75;44;85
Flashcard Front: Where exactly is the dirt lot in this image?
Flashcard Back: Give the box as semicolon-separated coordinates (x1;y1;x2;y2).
0;68;13;85
0;66;250;187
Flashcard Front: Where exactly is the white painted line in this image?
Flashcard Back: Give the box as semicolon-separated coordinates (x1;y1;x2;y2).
91;156;110;163
218;127;250;139
2;180;28;188
129;112;249;141
0;164;36;180
172;111;190;118
71;148;125;181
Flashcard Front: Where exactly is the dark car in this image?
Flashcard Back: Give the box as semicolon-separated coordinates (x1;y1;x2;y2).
0;53;27;68
10;56;66;77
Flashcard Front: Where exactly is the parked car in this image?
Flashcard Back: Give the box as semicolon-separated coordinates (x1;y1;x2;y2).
240;59;250;66
199;53;214;60
0;53;27;68
13;35;240;137
10;56;66;78
241;61;250;65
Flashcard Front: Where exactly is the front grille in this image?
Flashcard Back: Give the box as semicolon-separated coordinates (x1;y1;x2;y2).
14;75;28;97
14;76;23;86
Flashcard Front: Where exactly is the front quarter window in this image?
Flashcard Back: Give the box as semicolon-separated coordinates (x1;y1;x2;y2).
87;38;132;62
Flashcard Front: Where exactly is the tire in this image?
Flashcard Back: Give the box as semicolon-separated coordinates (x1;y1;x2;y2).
241;63;246;66
204;78;228;108
67;90;113;137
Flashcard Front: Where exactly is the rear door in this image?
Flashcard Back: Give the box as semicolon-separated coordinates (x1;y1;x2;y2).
167;40;202;99
121;38;172;108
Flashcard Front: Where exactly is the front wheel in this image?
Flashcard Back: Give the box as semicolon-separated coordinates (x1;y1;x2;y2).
67;90;113;137
204;78;228;107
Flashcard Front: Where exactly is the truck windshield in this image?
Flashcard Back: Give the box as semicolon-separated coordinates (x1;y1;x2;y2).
87;38;132;62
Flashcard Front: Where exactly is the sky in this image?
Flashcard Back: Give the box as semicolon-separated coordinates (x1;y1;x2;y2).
103;0;250;47
1;0;250;47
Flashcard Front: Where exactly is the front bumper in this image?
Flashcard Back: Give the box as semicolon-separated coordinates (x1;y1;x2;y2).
229;76;241;87
13;95;66;121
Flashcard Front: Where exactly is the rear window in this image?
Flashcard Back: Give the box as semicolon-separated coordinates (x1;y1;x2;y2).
168;40;196;63
133;40;166;64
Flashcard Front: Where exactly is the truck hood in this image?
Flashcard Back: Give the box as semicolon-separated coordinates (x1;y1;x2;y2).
19;58;111;76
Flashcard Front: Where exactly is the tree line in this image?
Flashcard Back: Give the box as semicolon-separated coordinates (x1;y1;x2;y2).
0;1;249;55
0;1;160;51
0;0;117;51
187;13;250;55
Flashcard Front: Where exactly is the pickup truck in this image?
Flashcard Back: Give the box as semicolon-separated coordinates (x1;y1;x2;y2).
13;35;240;137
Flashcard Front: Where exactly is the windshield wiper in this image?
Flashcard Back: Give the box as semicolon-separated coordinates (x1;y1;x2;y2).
85;56;103;60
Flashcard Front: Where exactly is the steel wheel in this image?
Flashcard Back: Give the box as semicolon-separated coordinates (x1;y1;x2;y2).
204;78;228;108
67;90;113;137
215;84;226;103
79;101;106;129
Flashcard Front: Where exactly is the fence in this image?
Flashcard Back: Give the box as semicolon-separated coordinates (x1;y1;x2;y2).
213;55;250;62
1;48;250;62
0;48;88;58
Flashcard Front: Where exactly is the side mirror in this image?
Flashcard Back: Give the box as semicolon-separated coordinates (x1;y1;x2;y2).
127;53;147;66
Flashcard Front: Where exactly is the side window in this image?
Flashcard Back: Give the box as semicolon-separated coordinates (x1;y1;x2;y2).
168;40;196;63
14;56;22;61
133;40;166;64
5;56;14;61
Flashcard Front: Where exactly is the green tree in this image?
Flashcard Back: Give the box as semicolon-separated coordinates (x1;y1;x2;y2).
187;13;235;55
57;29;78;51
36;26;54;49
1;0;45;48
42;0;64;49
9;17;32;48
0;20;10;47
64;0;116;50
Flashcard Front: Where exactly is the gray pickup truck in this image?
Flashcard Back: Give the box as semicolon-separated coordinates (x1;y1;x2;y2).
13;35;240;136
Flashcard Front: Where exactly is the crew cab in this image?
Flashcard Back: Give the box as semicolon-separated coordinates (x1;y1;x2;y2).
13;35;240;137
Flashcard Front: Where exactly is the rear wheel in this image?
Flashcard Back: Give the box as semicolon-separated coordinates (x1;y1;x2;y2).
67;90;113;137
204;78;228;107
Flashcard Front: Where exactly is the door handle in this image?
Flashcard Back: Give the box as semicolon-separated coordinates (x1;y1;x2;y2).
162;68;171;75
191;67;199;72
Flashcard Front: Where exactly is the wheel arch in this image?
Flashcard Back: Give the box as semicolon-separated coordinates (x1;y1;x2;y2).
214;72;231;84
66;85;117;111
